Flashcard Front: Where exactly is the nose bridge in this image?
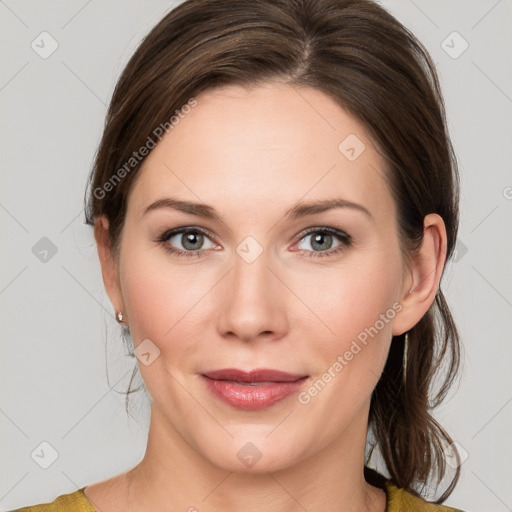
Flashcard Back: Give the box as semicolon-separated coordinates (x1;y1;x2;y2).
232;242;271;300
216;236;287;341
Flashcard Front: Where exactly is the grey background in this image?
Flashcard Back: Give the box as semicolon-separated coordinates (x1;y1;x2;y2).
1;0;511;510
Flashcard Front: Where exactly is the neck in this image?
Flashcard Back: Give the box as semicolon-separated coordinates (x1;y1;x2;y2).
124;403;386;512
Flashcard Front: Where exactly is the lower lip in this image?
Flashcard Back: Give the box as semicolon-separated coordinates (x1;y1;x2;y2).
201;376;309;410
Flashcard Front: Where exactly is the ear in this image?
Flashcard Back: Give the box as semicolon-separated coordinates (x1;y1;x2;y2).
391;213;447;336
94;216;125;319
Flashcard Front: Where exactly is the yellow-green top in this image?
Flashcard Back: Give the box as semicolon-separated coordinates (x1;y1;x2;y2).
9;480;464;511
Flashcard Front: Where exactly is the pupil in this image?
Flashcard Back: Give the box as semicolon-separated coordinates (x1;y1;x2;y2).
183;232;202;250
312;233;331;251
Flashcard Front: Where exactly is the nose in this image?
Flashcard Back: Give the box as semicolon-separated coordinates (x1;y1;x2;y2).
216;246;289;343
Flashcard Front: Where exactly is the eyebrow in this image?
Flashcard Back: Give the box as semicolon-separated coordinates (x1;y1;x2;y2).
143;196;373;221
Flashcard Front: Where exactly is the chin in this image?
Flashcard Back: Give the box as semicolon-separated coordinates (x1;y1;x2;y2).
199;436;305;474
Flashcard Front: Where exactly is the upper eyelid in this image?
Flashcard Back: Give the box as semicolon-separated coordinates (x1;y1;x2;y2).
296;227;351;249
299;226;350;237
161;226;218;243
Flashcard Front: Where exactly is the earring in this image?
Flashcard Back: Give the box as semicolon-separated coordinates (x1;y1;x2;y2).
116;311;127;325
403;331;409;382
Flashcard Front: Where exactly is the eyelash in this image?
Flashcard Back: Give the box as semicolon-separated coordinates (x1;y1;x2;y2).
156;226;352;259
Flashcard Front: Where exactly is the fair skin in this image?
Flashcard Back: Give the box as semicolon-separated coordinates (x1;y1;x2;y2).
87;83;447;512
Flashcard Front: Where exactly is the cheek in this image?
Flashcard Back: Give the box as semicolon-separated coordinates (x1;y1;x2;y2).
295;251;403;405
295;260;401;413
119;243;215;352
303;256;401;347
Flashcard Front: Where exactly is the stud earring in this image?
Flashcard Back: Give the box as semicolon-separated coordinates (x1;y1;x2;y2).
116;311;127;325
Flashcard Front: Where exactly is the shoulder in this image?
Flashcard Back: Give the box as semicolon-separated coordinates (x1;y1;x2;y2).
8;487;95;512
385;480;465;512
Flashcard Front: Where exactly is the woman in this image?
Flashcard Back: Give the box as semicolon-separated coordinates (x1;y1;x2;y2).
13;0;465;510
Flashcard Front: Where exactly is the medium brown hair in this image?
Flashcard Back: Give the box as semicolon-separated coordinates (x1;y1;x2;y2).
84;0;462;502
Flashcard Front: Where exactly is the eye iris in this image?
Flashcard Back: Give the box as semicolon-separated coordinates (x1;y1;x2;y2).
182;231;203;250
311;232;332;251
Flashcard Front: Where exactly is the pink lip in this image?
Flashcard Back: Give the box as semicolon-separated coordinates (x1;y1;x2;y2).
201;368;309;410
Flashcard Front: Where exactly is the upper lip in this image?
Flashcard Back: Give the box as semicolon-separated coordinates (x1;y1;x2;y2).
202;368;308;383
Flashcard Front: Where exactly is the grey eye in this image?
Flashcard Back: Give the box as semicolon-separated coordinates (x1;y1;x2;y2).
167;230;215;251
298;231;340;252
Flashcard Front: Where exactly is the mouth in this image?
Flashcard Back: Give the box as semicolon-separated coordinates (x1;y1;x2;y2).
200;368;309;410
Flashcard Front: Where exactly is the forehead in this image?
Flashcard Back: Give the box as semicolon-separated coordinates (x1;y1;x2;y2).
128;83;394;223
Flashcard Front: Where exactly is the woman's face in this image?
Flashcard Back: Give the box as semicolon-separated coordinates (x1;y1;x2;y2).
103;83;415;472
